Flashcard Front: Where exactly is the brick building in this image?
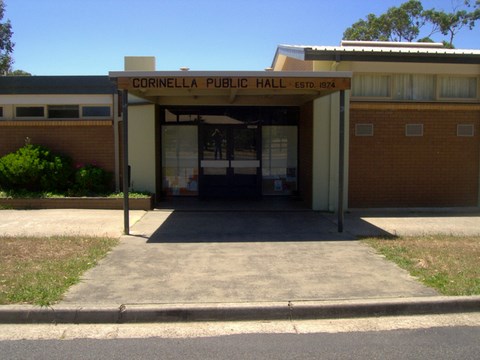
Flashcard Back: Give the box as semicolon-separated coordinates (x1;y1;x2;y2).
1;41;479;209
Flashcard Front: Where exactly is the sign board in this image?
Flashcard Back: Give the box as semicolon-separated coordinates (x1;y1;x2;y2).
117;76;351;91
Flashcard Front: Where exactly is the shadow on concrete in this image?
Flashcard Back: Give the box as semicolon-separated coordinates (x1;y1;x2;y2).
145;211;393;243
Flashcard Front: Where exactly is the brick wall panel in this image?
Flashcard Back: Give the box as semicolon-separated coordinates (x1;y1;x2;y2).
349;105;480;207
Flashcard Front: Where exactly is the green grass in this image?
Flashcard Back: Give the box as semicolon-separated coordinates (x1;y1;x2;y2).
363;235;480;295
0;236;119;306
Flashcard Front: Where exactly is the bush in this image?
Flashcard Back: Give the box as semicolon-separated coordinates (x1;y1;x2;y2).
73;164;112;195
0;145;73;192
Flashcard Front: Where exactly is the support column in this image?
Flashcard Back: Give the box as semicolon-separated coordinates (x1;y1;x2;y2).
122;90;130;235
338;90;345;233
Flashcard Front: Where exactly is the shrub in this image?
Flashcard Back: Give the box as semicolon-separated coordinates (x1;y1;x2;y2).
0;145;73;192
73;164;112;195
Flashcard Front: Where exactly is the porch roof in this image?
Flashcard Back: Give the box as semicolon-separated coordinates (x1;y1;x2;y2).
109;71;351;106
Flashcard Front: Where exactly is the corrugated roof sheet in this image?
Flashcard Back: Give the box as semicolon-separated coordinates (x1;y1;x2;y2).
275;41;480;64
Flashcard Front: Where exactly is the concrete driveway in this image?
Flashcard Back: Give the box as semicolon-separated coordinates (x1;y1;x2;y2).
2;207;478;305
60;210;440;304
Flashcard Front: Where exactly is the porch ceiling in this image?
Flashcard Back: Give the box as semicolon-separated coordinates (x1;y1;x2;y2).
109;71;351;106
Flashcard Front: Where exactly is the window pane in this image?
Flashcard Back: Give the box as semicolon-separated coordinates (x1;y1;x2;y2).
48;105;79;118
262;126;297;195
393;74;435;101
16;106;44;117
162;126;198;196
82;106;111;117
352;74;390;97
440;77;477;99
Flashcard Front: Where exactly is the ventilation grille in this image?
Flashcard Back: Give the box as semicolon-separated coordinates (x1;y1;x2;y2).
355;123;374;136
405;124;423;137
457;124;474;137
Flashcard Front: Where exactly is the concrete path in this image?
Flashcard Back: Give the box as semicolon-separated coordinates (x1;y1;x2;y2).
0;209;146;237
2;207;479;306
61;210;438;304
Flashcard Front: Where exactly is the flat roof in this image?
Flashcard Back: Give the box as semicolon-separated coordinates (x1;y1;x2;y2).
0;76;115;95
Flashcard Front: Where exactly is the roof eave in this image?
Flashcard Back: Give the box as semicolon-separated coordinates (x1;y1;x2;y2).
303;49;480;65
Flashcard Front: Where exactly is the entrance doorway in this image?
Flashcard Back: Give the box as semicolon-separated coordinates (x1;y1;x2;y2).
199;125;261;198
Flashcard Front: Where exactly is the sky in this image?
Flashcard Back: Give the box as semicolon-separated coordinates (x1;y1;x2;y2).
4;0;480;75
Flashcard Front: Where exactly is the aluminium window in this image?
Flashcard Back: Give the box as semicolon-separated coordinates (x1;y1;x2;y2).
352;74;391;98
48;105;80;119
16;106;45;118
393;74;435;101
81;105;111;118
439;76;477;99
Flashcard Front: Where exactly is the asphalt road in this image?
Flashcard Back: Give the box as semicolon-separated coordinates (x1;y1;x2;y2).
1;326;479;360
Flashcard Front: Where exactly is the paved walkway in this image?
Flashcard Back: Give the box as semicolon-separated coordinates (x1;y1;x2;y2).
2;207;479;306
60;209;444;305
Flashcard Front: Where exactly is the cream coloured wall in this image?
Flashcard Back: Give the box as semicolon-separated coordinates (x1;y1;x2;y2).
311;92;350;211
124;56;156;71
314;60;480;76
128;104;157;193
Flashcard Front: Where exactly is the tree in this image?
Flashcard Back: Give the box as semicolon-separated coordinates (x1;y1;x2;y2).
423;0;480;47
343;0;480;48
0;0;14;75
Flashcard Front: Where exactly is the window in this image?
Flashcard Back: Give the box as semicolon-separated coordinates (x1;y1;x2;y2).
405;124;423;137
439;76;477;99
162;126;199;196
0;107;3;118
352;74;390;98
457;124;474;137
82;106;111;118
48;105;79;119
393;74;435;101
355;124;374;136
262;126;298;195
16;106;45;118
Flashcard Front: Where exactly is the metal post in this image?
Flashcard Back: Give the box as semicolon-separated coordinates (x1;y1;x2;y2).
122;90;130;235
338;90;345;233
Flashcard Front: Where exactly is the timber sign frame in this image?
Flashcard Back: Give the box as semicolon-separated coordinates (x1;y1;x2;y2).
111;71;351;106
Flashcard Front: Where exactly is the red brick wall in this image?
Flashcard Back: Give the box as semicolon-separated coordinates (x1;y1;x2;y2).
349;103;480;207
0;121;115;174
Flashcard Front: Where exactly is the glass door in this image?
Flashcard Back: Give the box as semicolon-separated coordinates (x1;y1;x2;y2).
199;125;261;198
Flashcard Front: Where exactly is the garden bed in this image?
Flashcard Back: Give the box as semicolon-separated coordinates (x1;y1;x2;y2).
0;195;155;211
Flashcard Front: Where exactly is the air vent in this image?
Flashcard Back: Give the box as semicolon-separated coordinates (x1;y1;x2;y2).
355;123;374;136
405;124;423;137
457;124;474;137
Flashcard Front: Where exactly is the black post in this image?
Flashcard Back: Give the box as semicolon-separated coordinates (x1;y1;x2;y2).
338;90;345;233
122;89;130;235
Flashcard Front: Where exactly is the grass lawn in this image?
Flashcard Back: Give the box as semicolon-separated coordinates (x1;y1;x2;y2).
0;236;118;306
363;235;480;296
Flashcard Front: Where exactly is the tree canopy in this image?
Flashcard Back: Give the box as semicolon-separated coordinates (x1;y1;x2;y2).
0;0;14;74
343;0;480;48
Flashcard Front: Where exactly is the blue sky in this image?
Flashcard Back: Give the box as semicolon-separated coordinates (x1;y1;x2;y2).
5;0;480;75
